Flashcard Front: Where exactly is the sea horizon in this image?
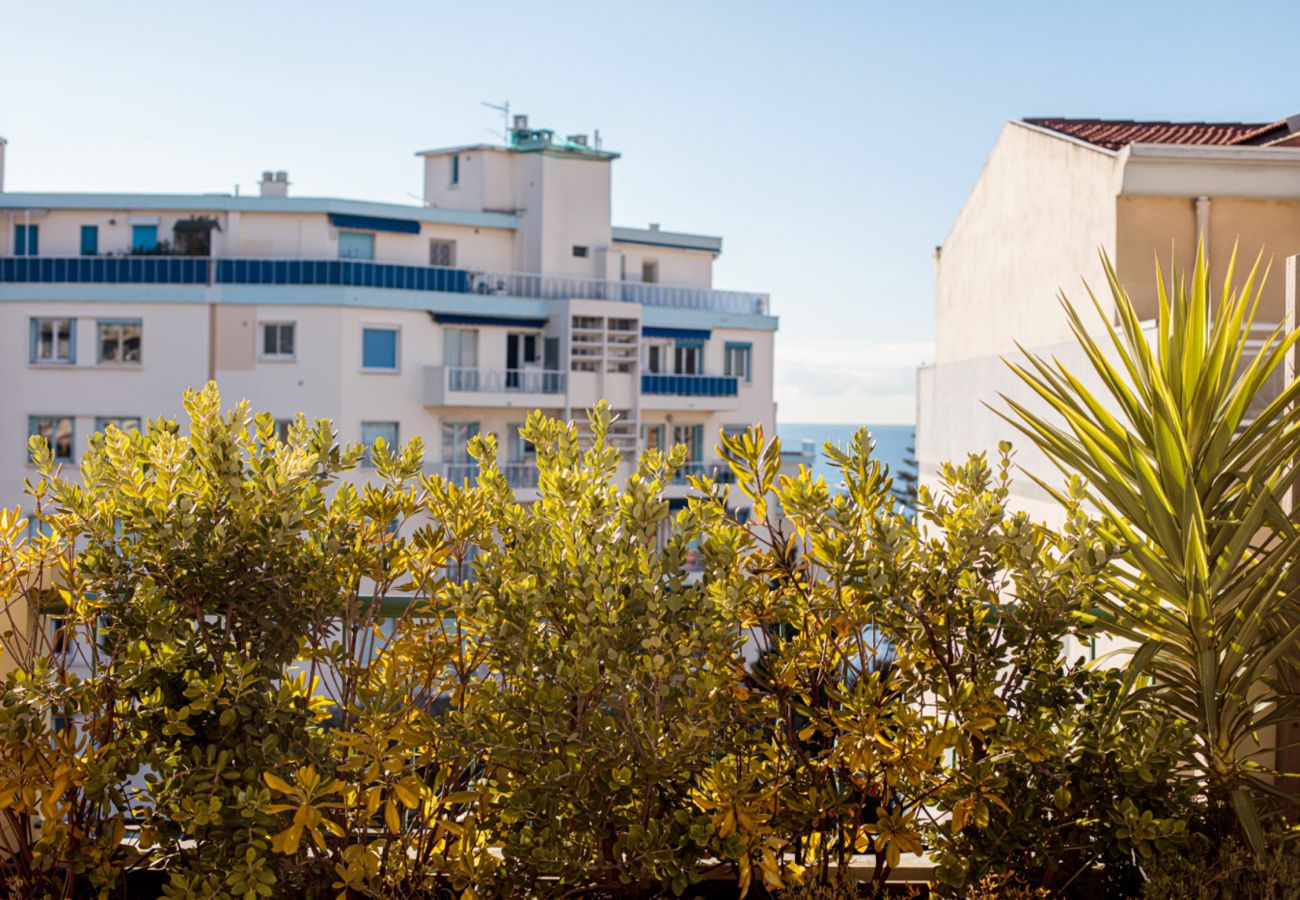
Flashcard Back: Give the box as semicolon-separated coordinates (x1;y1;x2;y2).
777;422;915;491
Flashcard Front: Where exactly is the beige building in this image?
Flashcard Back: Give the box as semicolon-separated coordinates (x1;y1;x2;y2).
918;114;1300;522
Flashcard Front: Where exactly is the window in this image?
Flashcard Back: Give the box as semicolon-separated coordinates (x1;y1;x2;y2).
274;419;293;443
506;332;541;389
80;225;99;256
507;425;536;463
95;416;141;433
645;343;671;374
361;421;399;467
14;224;38;256
362;327;399;371
442;422;480;481
442;422;480;463
429;239;456;267
30;416;74;462
672;424;704;462
642;424;665;452
724;342;753;382
97;319;142;364
444;328;478;389
338;231;375;260
450;154;460;186
30;318;76;365
507;332;540;366
572;245;589;258
641;260;659;284
675;343;702;375
131;224;158;253
259;322;296;360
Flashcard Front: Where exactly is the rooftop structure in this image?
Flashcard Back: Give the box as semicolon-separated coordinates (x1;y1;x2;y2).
0;121;779;524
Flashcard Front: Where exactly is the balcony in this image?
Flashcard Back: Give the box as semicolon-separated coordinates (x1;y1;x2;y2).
439;462;480;483
640;373;740;411
0;255;211;284
1;256;769;315
502;462;540;489
423;366;566;408
433;461;538;489
672;461;737;485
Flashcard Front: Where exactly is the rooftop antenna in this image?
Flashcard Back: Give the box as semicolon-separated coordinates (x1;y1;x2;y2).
593;129;602;150
482;100;510;145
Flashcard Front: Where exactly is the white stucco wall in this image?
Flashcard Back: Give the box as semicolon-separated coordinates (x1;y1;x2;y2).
935;122;1119;365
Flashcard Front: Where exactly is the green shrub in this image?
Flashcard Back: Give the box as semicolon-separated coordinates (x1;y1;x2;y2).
0;360;1283;898
1140;835;1300;900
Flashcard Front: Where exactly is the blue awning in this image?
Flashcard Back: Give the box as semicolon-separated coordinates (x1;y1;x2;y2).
328;213;421;235
431;312;548;328
642;326;711;342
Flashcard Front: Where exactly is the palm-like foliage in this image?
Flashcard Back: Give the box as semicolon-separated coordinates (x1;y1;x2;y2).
1001;245;1300;852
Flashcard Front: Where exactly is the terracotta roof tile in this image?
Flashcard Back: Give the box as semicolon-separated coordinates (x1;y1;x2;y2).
1023;117;1272;150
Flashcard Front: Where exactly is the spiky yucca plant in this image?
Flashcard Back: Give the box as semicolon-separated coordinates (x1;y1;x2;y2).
1002;246;1300;852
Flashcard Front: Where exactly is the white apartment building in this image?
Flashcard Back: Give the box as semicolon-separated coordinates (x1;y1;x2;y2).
0;118;779;517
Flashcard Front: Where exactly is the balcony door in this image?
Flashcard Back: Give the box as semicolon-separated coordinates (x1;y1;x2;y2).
674;343;702;375
444;328;478;391
506;331;542;390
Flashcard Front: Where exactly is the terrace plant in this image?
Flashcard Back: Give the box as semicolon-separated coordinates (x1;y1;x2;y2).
707;429;1169;897
1002;245;1300;851
431;407;751;896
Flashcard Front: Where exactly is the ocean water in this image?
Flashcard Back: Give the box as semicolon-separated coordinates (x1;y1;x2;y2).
777;423;916;492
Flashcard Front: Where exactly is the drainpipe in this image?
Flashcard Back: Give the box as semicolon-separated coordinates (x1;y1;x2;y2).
1196;196;1211;251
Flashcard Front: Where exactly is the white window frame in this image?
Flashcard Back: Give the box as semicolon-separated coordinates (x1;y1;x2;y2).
674;343;702;376
724;343;753;383
360;421;399;468
30;318;76;366
259;321;297;361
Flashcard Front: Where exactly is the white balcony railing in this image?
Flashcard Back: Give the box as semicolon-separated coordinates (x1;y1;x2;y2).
439;462;480;483
462;269;769;316
445;367;566;394
433;461;538;489
672;461;737;485
503;462;540;488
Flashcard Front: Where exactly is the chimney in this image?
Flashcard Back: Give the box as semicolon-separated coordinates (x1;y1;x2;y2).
648;222;660;232
512;114;529;131
259;170;289;197
567;133;589;147
0;136;7;193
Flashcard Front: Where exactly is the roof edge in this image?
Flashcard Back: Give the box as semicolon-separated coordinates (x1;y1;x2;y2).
0;192;519;230
1011;120;1119;156
612;226;722;253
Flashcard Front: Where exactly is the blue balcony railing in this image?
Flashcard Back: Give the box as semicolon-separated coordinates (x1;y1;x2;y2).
641;373;739;397
0;256;768;315
216;259;471;292
0;256;210;284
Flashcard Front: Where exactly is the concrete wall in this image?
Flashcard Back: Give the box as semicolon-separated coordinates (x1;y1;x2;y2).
534;154;612;279
612;243;715;288
0;300;209;511
935;122;1118;364
1114;196;1300;325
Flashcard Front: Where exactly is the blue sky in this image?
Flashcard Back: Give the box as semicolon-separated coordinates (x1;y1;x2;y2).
2;1;1298;422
